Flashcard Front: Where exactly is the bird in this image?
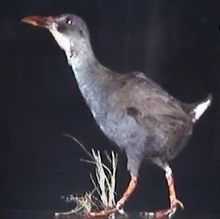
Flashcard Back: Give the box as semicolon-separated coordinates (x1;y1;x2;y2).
21;14;212;218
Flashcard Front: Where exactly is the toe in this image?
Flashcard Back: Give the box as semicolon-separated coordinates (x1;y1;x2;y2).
116;198;125;210
172;199;184;209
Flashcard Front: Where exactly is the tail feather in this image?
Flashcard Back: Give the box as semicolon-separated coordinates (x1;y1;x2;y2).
191;93;213;123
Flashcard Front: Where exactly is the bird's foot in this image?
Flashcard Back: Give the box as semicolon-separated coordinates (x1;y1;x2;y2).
154;209;172;219
116;197;126;210
86;204;126;219
86;208;117;219
153;198;184;219
171;198;184;210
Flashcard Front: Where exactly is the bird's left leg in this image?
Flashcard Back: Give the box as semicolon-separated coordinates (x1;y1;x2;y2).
116;175;138;210
87;176;138;218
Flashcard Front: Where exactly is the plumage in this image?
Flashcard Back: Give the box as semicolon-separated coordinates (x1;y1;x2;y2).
22;14;212;218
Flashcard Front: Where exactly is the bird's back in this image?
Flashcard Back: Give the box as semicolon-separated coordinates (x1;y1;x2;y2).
99;71;195;162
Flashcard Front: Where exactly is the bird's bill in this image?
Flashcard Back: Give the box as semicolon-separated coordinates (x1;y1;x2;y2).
21;16;54;28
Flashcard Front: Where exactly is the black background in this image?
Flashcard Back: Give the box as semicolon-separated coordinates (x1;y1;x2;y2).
0;0;219;214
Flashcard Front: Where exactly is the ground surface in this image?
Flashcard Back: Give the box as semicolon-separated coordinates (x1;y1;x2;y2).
0;209;219;219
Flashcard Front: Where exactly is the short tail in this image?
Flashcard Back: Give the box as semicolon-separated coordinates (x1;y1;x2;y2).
191;93;213;123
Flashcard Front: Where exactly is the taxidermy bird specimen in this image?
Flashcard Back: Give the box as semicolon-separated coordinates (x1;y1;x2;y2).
22;14;212;218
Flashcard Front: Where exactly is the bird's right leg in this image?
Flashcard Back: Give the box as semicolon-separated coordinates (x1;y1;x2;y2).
164;164;184;212
154;163;184;219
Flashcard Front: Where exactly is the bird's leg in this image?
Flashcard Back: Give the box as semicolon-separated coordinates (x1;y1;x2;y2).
155;164;184;218
87;176;138;218
165;165;184;211
116;175;138;209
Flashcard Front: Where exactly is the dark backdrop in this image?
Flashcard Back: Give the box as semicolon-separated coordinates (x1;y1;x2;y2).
0;0;219;213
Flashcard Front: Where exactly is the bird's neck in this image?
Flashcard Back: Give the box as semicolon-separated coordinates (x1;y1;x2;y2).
67;42;109;111
68;43;99;87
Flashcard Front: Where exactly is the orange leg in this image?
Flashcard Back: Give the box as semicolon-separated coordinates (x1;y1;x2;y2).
155;164;184;219
116;176;138;209
165;165;184;211
87;176;138;218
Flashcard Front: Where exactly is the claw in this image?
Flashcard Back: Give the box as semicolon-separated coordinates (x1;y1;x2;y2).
171;198;184;210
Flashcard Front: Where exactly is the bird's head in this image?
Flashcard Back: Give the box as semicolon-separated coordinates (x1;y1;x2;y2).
22;14;92;65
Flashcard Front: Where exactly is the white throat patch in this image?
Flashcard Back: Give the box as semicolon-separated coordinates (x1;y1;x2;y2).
49;24;72;58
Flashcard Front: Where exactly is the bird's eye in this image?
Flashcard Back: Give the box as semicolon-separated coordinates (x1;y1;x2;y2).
66;18;73;25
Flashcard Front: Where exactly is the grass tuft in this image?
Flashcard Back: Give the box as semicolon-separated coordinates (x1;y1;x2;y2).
55;134;119;217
